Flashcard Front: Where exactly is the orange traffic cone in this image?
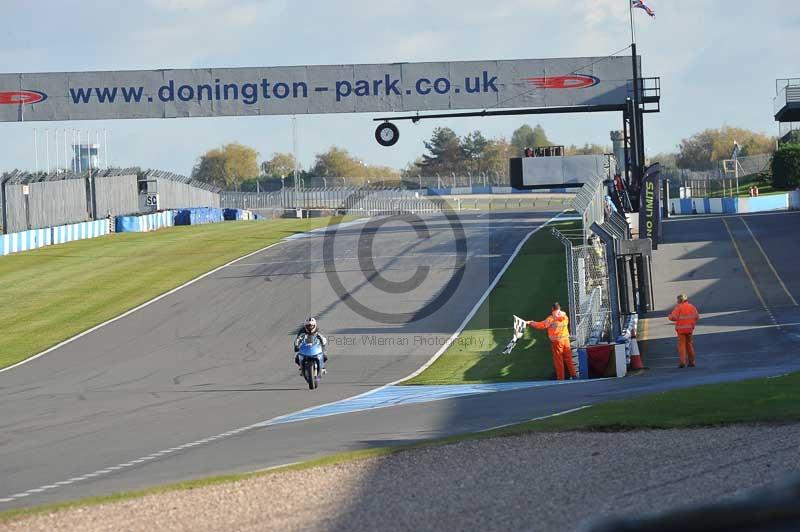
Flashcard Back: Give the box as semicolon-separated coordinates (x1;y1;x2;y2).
628;339;644;370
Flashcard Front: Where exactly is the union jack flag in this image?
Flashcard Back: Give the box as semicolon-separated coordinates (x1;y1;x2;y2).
631;0;655;17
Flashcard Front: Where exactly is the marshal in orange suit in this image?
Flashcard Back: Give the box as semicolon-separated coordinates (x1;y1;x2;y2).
527;302;577;380
668;293;700;368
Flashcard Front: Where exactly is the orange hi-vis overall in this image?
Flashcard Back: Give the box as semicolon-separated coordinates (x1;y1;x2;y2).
529;310;576;380
668;301;700;366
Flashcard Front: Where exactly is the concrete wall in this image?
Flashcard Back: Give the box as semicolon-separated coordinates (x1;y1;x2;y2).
670;192;798;215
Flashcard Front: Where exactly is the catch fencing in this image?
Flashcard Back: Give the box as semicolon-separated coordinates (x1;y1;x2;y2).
570;172;609;247
141;169;221;209
3;173;92;233
2;168;221;234
221;187;420;211
551;166;628;348
247;173;512;192
552;228;611;349
662;153;773;198
95;171;139;218
222;186;574;216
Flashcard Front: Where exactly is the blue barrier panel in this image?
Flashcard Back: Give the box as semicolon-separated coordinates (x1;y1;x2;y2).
116;215;142;232
722;197;738;213
680;198;693;213
471;186;492;194
116;211;176;232
578;348;589;380
791;191;800;210
703;198;711;213
426;188;451;196
223;208;255;220
175;207;224;226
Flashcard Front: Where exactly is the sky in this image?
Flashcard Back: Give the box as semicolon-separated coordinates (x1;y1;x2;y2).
1;0;798;176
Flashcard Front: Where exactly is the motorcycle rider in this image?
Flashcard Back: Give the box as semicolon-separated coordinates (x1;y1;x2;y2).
294;317;328;371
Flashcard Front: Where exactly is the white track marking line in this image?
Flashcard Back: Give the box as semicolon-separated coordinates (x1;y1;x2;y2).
0;241;282;376
477;405;592;433
251;211;569;428
0;212;568;504
400;211;568;382
740;216;798;306
0;218;379;377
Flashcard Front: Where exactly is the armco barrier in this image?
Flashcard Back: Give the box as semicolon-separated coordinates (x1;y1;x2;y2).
1;227;51;256
115;210;175;233
1;220;109;256
52;220;110;244
174;207;224;226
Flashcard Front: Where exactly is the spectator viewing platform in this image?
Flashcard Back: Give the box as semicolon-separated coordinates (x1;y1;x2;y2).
774;79;800;143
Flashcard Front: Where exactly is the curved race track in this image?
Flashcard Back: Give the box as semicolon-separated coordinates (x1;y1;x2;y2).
0;209;560;507
1;209;799;509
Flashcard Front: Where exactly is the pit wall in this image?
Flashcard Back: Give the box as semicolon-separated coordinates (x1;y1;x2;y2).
669;191;800;215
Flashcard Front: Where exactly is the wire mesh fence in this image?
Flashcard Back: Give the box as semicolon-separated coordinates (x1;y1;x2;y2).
552;227;611;348
661;153;773;198
221;186;574;213
1;168;222;233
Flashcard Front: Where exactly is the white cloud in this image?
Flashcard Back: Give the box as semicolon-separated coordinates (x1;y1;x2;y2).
131;1;287;66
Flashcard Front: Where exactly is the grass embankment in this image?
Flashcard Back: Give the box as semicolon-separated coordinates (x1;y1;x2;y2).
4;370;798;524
669;176;785;199
0;218;340;369
405;219;579;385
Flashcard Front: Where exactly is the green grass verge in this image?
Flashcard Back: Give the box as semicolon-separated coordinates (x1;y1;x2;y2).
3;370;798;524
404;219;579;385
488;370;800;434
668;175;785;199
0;218;345;369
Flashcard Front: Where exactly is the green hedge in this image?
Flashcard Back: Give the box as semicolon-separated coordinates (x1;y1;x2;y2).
770;143;800;189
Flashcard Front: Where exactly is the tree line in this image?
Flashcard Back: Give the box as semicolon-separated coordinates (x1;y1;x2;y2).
189;123;784;190
190;123;608;189
191;143;400;190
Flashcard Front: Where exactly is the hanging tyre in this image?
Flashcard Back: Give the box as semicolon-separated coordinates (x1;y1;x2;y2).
375;122;399;147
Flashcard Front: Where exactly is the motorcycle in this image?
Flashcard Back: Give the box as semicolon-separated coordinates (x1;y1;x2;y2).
297;334;325;390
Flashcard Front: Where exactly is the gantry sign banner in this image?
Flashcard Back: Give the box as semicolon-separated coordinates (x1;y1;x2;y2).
0;56;637;122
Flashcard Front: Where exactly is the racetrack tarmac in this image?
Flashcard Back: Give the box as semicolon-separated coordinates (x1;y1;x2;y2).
2;210;799;512
0;209;560;508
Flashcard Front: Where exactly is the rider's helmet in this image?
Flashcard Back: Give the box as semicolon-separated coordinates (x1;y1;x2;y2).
304;316;318;334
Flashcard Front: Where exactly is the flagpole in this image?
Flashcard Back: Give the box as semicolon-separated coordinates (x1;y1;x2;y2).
629;0;642;191
629;0;637;45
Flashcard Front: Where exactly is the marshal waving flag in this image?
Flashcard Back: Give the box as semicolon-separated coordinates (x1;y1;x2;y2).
632;0;656;17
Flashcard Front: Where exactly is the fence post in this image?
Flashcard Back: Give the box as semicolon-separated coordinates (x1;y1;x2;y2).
553;229;577;338
591;222;622;339
0;175;9;234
